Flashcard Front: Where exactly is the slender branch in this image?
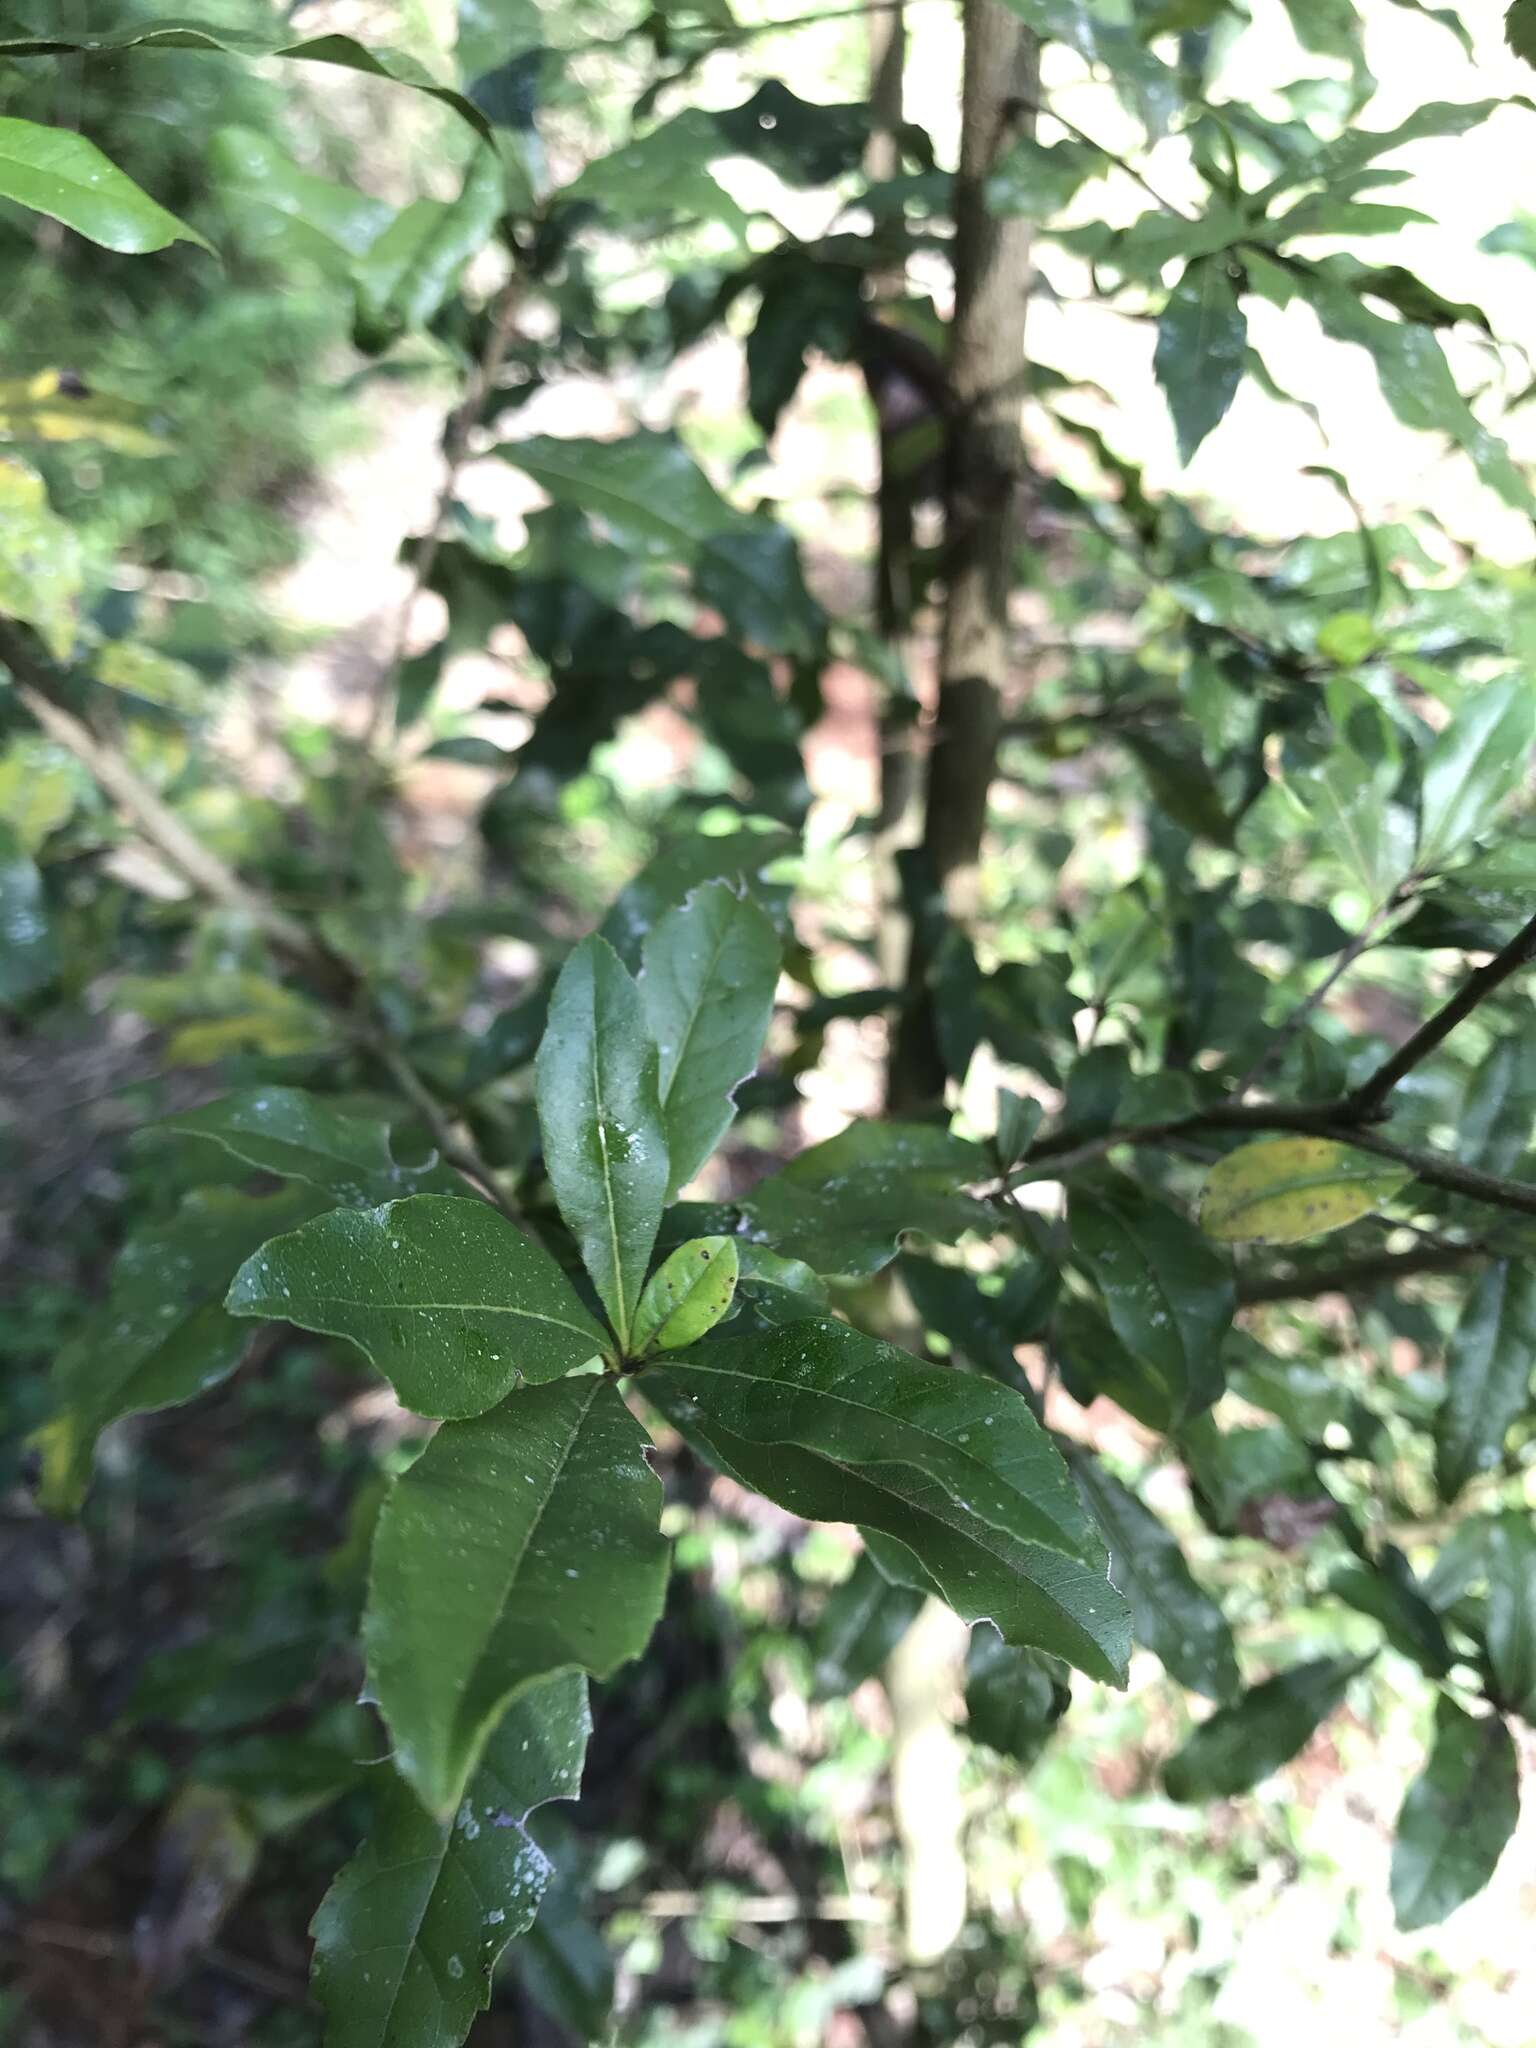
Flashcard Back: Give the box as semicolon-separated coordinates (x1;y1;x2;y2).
1344;910;1536;1120
1236;1240;1488;1305
1236;884;1416;1098
364;1029;523;1225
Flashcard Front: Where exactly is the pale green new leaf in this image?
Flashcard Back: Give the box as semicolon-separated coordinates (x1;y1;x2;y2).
312;1672;589;2048
631;1237;739;1357
0;117;212;253
640;880;780;1196
1391;1698;1518;1930
226;1195;610;1417
364;1375;668;1816
535;936;669;1352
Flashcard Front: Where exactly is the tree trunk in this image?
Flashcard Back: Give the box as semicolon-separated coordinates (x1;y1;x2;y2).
887;0;1036;1112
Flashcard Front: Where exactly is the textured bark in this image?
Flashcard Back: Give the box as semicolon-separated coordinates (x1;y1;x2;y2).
888;0;1037;1110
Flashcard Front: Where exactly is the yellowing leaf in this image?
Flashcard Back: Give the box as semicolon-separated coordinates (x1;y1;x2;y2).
1199;1137;1412;1244
0;454;81;657
0;371;168;455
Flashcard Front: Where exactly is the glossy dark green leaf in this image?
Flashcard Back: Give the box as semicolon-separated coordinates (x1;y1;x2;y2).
0;117;212;254
311;1672;589;2048
1163;1657;1368;1801
741;1123;995;1280
1070;1186;1232;1428
631;1237;738;1356
639;880;779;1196
1483;1513;1536;1718
1417;677;1536;869
1330;1552;1452;1677
33;1184;324;1513
994;1088;1043;1171
1072;1455;1239;1701
1391;1698;1518;1930
507;1818;614;2039
649;1315;1102;1563
365;1375;667;1816
655;1389;1129;1683
714;83;871;186
1460;1036;1536;1177
0;823;56;1004
810;1554;923;1698
226;1195;610;1417
0;25;494;143
159;1087;458;1207
964;1632;1069;1766
535;936;668;1354
746;259;864;437
1154;259;1247;463
1435;1260;1536;1500
898;1255;1032;1382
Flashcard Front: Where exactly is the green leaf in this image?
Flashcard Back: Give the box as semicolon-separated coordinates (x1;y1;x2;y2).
209;125;392;270
1460;1036;1536;1177
0;116;212;254
311;1672;589;2048
1417;678;1536;870
32;1184;324;1513
631;1237;739;1357
0;26;494;144
600;825;795;971
639;880;780;1196
226;1195;610;1418
810;1554;923;1699
899;1253;1053;1381
1163;1657;1368;1800
563;109;748;232
1435;1260;1536;1499
1391;1698;1518;1930
1154;258;1247;464
535;936;669;1353
0;822;57;1005
647;1316;1104;1566
994;1088;1043;1171
159;1087;457;1208
656;1386;1129;1683
1330;1552;1452;1677
986;134;1104;217
365;1374;667;1817
1199;1137;1413;1245
1071;1455;1239;1702
1483;1513;1536;1718
1070;1186;1232;1428
964;1633;1069;1766
496;433;820;656
353;148;504;347
0;454;82;658
740;1123;995;1280
1305;277;1536;515
1508;0;1536;66
1277;680;1415;903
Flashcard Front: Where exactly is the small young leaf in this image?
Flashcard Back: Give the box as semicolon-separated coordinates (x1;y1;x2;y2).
365;1375;668;1818
535;936;669;1353
1391;1697;1518;1930
994;1087;1043;1171
1434;1260;1536;1499
1072;1454;1239;1701
1163;1656;1369;1801
312;1672;589;2048
226;1195;610;1417
631;1237;739;1357
639;880;780;1196
1199;1137;1413;1245
0;117;212;254
1154;256;1248;463
1071;1186;1232;1425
